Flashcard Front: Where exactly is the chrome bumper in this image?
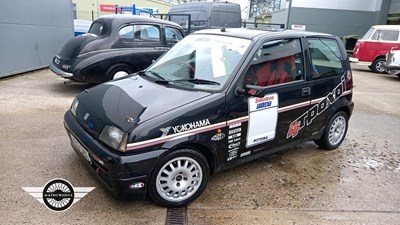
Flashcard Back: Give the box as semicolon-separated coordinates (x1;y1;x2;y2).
49;63;73;78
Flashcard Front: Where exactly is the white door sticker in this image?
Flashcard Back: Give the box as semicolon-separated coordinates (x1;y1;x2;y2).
246;93;279;147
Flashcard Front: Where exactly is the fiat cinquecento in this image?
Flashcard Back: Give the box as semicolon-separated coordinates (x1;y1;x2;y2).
64;28;354;207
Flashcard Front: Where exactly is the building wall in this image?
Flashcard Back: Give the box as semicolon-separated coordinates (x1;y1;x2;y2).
0;0;74;78
73;0;173;21
270;0;390;37
389;0;400;14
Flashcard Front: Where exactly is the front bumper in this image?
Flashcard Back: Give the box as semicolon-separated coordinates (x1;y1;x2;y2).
63;111;167;200
49;63;73;78
382;63;400;71
349;57;371;66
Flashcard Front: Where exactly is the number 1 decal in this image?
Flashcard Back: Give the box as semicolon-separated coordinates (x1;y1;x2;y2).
246;93;279;148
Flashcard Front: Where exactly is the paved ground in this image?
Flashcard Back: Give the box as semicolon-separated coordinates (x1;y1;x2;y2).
0;64;399;224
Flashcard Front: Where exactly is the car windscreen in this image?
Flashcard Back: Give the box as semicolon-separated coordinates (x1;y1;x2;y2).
361;27;376;40
147;34;251;91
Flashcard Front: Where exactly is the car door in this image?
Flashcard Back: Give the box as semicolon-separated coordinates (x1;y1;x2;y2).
303;36;348;138
224;37;311;162
119;24;165;70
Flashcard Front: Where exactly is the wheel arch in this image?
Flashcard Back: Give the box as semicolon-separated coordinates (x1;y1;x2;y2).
168;142;216;175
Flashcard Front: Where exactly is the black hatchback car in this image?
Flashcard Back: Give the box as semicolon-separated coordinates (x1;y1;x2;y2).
50;15;185;83
64;28;354;207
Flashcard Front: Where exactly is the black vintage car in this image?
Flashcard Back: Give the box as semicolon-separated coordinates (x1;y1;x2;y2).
50;15;185;83
64;28;354;207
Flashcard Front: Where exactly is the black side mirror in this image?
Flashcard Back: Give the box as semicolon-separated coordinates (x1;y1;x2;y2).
236;85;265;98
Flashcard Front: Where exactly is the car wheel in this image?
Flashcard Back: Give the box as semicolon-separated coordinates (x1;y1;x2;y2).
314;111;348;150
371;58;386;73
397;74;400;79
106;64;133;81
148;149;209;207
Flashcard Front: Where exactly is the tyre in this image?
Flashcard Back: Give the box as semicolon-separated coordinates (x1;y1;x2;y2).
370;58;386;73
106;64;133;81
397;74;400;79
147;149;209;207
314;111;349;150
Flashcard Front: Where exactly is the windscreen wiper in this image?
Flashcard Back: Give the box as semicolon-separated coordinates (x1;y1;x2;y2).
174;78;220;85
140;70;171;84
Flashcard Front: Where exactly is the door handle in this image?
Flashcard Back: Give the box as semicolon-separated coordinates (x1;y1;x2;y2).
302;87;311;96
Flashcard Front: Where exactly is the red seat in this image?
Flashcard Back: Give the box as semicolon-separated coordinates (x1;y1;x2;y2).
255;55;295;86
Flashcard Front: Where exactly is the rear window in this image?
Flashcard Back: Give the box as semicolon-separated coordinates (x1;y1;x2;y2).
88;22;107;36
308;38;344;79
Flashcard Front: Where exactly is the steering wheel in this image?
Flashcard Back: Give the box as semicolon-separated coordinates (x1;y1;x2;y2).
180;61;195;73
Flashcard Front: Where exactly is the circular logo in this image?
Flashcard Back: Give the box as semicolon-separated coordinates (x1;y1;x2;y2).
42;179;75;212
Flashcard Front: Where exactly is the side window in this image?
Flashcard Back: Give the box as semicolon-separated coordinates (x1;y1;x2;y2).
165;27;183;44
243;38;304;87
119;25;134;42
308;38;344;79
371;30;399;41
118;24;160;43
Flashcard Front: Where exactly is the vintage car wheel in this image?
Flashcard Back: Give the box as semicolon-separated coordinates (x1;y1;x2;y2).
371;58;386;73
148;149;209;207
106;64;133;81
314;111;348;150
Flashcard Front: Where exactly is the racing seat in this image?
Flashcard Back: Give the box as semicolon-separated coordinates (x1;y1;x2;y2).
255;55;296;86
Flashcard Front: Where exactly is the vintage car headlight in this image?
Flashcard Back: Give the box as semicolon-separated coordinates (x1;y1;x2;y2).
71;98;79;117
99;125;128;152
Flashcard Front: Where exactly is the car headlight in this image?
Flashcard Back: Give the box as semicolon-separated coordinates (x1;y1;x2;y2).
71;98;79;117
99;125;128;152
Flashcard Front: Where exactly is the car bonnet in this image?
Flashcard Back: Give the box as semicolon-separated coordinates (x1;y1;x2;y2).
74;75;212;134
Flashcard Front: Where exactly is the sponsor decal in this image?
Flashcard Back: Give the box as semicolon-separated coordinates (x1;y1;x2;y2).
287;76;346;138
229;123;241;129
248;89;257;95
228;142;240;149
240;151;251;157
227;148;239;161
160;126;172;137
129;182;145;190
229;128;241;135
228;137;241;144
256;101;272;109
211;133;225;141
171;119;211;133
255;95;275;103
228;133;241;140
22;178;94;212
253;135;269;144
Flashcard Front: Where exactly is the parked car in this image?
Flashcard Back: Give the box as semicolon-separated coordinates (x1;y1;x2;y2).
168;1;241;33
50;14;185;84
383;48;400;78
64;28;354;207
350;25;400;73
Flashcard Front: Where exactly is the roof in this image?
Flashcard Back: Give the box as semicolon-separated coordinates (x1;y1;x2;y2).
193;28;335;40
95;14;181;27
372;25;400;30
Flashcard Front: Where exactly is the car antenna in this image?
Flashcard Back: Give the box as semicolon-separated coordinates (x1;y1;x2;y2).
221;1;228;32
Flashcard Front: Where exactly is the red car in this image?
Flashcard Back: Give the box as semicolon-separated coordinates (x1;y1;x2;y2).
350;25;400;73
